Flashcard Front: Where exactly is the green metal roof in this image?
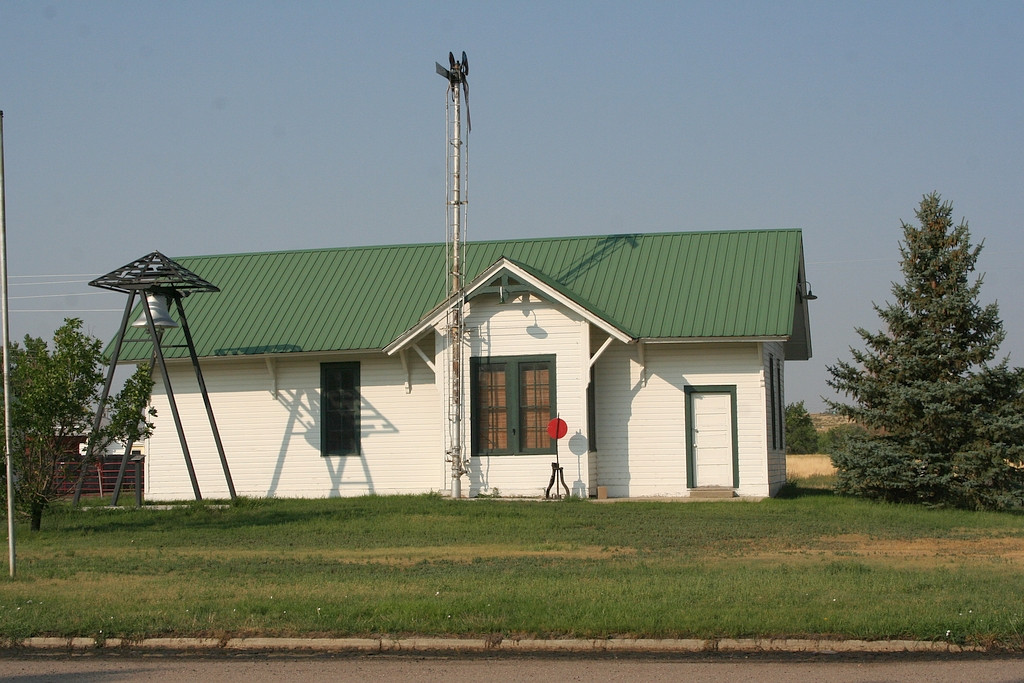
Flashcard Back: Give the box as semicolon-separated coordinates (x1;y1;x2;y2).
110;229;809;361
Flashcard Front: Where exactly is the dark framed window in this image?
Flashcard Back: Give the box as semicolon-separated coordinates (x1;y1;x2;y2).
321;362;360;456
587;365;597;451
768;354;784;450
776;357;785;451
471;355;556;456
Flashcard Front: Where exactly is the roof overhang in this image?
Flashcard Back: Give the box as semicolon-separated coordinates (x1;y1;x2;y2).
385;257;633;355
786;246;813;361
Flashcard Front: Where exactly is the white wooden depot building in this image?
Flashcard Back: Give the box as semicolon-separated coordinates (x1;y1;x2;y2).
116;230;813;500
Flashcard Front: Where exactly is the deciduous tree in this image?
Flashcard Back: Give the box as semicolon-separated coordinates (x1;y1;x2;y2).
1;318;155;530
784;401;819;454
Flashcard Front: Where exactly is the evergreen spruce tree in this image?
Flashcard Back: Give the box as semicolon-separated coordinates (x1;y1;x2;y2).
827;193;1024;510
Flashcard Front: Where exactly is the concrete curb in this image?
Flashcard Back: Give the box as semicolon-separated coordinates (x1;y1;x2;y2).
13;636;988;655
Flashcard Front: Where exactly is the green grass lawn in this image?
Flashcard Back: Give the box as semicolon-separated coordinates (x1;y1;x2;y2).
1;482;1022;647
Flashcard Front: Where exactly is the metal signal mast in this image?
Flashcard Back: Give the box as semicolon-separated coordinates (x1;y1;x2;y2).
436;51;470;498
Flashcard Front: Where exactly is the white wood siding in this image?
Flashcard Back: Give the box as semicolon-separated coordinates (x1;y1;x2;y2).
145;352;442;501
142;301;783;500
458;293;591;497
592;341;773;498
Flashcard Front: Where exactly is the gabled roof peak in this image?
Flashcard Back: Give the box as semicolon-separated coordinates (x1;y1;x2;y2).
384;257;633;356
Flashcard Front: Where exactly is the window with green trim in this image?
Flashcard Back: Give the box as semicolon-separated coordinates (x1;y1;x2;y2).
321;362;360;456
471;355;556;456
587;365;597;451
768;354;784;450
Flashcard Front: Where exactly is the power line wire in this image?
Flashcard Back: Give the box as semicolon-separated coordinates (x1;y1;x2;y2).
12;309;122;313
8;274;95;279
10;292;100;300
10;279;89;287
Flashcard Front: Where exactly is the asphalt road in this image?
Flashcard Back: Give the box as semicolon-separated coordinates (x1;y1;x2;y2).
1;653;1022;682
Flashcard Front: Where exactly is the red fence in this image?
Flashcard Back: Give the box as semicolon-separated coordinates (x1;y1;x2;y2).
54;455;144;498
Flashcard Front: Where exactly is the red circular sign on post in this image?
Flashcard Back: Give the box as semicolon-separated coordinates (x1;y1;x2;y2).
547;417;568;440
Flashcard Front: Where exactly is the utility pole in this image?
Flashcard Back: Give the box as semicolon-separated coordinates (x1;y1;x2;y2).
1;111;17;576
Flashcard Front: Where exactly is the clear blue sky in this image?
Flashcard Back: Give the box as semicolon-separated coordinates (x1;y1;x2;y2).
2;1;1022;411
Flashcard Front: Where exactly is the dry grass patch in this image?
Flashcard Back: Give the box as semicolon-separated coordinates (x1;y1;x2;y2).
19;543;637;567
285;543;638;565
786;454;836;477
698;534;1024;570
822;533;1024;566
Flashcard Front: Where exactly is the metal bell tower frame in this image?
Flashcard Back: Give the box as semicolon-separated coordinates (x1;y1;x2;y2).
74;251;236;504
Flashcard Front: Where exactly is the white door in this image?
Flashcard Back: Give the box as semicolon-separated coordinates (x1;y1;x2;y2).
692;392;734;487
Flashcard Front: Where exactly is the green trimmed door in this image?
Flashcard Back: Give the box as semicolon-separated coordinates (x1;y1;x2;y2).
689;390;736;488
